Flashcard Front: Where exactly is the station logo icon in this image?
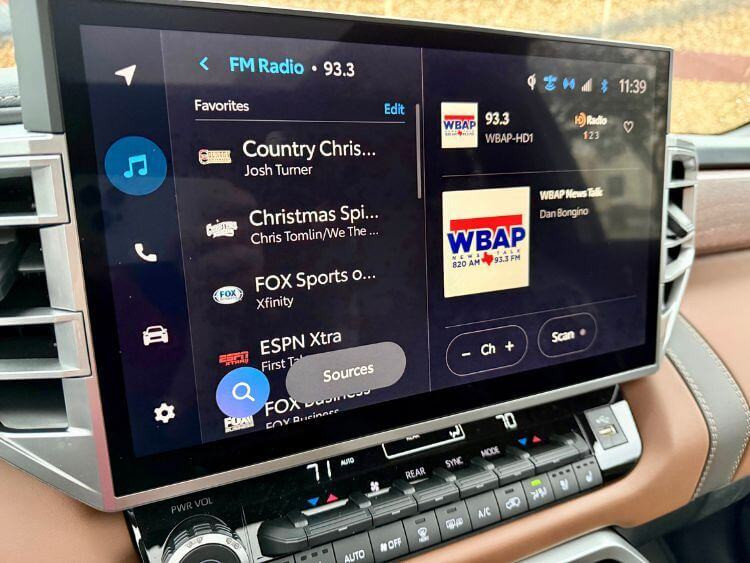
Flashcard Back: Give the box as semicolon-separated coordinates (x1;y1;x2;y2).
443;187;530;297
441;102;478;148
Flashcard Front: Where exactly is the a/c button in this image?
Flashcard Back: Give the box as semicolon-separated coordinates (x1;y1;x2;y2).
538;313;597;357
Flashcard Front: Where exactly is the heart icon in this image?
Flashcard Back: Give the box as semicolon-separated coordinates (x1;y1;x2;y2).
623;120;634;133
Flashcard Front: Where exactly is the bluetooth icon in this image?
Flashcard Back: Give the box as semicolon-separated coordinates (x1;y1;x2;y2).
600;79;609;94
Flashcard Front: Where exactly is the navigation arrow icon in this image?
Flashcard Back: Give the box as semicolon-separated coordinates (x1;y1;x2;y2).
199;56;209;71
114;64;137;86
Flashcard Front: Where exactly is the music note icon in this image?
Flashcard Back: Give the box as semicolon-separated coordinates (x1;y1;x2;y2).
105;136;166;196
123;153;148;179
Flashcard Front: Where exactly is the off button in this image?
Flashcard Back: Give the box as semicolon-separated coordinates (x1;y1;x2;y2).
538;313;597;357
446;325;528;376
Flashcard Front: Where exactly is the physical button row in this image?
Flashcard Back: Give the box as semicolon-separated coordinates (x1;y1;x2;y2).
273;457;603;562
258;435;592;557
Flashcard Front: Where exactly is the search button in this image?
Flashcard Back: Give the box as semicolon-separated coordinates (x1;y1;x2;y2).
216;367;270;418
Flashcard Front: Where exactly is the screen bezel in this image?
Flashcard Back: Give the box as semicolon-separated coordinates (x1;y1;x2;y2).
48;0;670;498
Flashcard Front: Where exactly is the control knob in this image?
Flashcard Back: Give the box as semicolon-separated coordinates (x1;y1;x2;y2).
162;515;250;563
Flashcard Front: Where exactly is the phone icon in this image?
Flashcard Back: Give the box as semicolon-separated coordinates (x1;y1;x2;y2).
134;243;157;263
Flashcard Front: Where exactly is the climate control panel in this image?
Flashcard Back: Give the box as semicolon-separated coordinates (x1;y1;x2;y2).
127;388;641;563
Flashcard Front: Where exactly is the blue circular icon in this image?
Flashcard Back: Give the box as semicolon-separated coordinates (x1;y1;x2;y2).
104;136;168;196
215;367;270;418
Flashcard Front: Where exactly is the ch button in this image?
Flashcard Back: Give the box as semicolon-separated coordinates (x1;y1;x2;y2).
446;325;528;376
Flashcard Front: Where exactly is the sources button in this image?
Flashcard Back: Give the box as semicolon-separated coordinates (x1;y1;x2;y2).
446;325;528;376
285;342;406;404
538;313;597;357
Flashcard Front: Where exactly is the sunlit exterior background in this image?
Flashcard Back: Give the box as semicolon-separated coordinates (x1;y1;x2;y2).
1;0;748;134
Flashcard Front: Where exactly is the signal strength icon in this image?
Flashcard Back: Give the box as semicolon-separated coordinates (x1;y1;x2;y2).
581;78;593;92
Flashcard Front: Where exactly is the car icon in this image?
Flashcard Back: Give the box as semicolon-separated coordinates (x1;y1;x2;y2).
142;325;169;346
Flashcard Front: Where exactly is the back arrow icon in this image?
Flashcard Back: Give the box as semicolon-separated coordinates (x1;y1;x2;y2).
199;56;209;71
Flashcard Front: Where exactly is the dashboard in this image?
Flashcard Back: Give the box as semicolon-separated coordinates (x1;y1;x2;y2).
0;1;699;562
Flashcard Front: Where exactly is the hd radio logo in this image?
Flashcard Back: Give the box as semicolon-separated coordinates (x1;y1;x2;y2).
441;102;478;148
443;187;530;297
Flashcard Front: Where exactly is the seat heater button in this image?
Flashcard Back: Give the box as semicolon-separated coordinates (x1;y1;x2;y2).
435;500;472;540
492;457;535;485
368;521;409;562
402;511;441;551
294;543;335;563
521;474;556;509
548;464;580;499
465;490;501;529
572;457;603;490
494;482;529;519
332;532;374;563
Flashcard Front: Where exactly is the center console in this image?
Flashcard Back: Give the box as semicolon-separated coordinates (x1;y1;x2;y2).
129;388;642;562
1;1;680;561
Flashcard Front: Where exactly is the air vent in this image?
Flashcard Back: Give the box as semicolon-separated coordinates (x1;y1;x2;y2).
0;138;87;380
0;127;101;508
661;136;698;352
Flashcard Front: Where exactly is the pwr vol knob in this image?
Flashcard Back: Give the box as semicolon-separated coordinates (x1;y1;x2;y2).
161;515;250;563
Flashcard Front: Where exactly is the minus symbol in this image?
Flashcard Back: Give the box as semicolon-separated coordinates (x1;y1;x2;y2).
461;352;472;357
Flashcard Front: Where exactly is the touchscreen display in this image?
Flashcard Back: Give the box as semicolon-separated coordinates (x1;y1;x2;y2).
66;8;668;467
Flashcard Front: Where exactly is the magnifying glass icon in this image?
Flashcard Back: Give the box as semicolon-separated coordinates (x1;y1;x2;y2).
231;382;255;402
216;367;269;418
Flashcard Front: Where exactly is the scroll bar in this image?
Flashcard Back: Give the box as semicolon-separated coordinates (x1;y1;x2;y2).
416;103;422;199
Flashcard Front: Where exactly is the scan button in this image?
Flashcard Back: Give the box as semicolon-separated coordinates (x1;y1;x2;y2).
538;313;597;357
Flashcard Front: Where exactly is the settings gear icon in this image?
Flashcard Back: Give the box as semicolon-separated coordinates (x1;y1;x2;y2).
154;402;176;424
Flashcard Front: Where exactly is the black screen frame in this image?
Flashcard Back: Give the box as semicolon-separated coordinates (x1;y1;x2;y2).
48;0;670;497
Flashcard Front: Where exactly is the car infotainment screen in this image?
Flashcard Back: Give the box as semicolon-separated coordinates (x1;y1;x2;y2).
51;0;669;494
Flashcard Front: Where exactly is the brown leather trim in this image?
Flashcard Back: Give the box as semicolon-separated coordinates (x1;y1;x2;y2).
408;361;708;563
0;460;137;563
694;171;750;256
679;250;750;481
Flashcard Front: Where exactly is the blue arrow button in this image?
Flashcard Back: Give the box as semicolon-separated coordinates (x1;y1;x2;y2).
199;56;209;71
306;497;319;507
518;437;528;447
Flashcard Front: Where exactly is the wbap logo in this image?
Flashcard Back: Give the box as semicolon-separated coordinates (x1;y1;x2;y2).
441;102;478;148
443;187;530;297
